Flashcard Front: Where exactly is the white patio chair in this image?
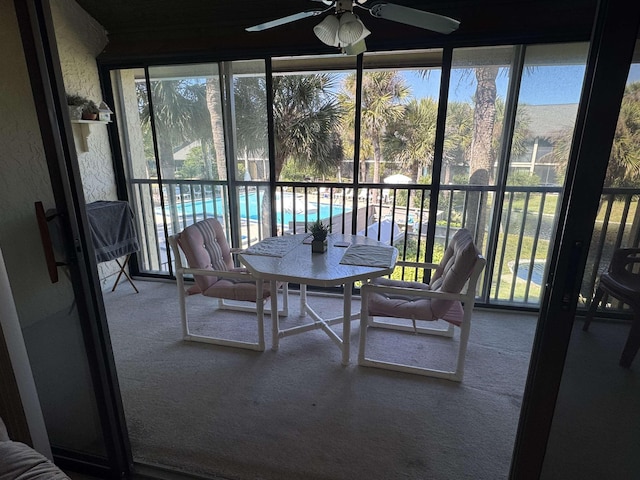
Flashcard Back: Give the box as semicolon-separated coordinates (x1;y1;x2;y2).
169;218;288;351
358;228;485;381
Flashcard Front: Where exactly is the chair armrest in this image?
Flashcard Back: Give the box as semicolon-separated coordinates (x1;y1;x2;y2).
396;261;439;270
230;248;245;255
181;266;255;281
362;282;472;302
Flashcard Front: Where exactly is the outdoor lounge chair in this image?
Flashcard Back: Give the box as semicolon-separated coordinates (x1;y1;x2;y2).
358;228;485;381
358;219;403;246
583;247;640;367
169;218;288;351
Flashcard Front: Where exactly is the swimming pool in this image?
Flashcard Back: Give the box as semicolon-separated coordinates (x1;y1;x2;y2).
160;191;347;226
510;260;546;285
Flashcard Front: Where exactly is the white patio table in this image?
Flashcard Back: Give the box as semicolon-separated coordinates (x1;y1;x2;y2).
238;233;397;365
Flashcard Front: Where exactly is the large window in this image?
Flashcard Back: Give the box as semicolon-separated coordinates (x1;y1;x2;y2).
581;50;640;309
440;46;513;250
438;46;515;298
269;55;356;237
494;43;588;304
110;43;621;309
358;50;443;270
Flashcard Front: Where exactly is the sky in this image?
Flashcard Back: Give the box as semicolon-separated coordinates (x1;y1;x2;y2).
403;63;640;106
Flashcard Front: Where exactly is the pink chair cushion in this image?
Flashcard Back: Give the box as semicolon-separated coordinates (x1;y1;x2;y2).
202;272;273;302
366;229;478;326
177;219;271;303
367;278;465;326
177;219;234;293
429;229;479;317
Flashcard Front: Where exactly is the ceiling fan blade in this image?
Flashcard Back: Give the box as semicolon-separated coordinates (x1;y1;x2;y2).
246;10;325;32
369;3;460;34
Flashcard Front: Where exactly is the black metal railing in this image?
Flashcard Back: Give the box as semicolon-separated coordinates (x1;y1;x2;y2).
127;178;640;312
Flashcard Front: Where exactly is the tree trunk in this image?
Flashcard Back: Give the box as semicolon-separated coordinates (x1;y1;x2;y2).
274;149;285;181
206;78;227;180
201;139;213;179
371;131;382;203
157;131;180;235
157;131;175;180
372;135;382;185
466;66;498;249
360;157;367;183
414;161;421;183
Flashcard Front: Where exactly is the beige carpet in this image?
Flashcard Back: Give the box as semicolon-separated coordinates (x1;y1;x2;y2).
104;280;536;480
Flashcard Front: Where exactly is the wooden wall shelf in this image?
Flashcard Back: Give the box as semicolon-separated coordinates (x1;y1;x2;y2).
70;119;109;152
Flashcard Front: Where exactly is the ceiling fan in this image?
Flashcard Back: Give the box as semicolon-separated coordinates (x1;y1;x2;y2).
245;0;460;55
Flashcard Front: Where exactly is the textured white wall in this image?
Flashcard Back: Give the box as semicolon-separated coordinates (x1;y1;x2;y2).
52;0;120;285
52;0;114;203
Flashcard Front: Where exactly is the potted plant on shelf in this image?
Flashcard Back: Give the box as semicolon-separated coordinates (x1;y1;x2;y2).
82;100;99;120
66;93;86;120
310;220;329;253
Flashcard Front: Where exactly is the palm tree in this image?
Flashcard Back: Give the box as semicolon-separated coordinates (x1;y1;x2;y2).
232;73;344;181
383;97;439;182
272;74;344;180
231;73;345;236
233;76;268;179
443;101;474;184
340;71;410;186
494;97;530;161
139;78;211;234
466;66;499;247
140;79;211;180
608;81;640;188
608;81;640;244
205;76;227;180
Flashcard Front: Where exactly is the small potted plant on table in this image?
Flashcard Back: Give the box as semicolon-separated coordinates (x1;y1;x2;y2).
310;220;329;253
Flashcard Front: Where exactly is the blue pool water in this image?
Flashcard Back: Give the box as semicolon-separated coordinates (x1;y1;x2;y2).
512;260;546;285
163;192;347;226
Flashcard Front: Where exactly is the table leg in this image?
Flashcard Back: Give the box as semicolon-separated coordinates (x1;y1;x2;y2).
300;283;307;317
342;282;353;366
256;280;265;351
271;280;279;351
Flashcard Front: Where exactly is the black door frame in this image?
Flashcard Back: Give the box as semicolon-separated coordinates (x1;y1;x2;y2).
510;0;640;477
14;0;132;477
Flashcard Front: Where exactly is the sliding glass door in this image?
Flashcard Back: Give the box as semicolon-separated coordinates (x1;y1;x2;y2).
14;0;130;475
540;40;640;479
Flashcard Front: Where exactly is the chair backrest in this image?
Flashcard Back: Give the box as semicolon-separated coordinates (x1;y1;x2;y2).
609;247;640;276
604;247;640;310
176;218;234;292
430;229;483;317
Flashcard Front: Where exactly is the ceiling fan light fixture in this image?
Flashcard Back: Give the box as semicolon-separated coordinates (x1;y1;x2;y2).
337;12;368;45
344;38;367;56
313;14;340;47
